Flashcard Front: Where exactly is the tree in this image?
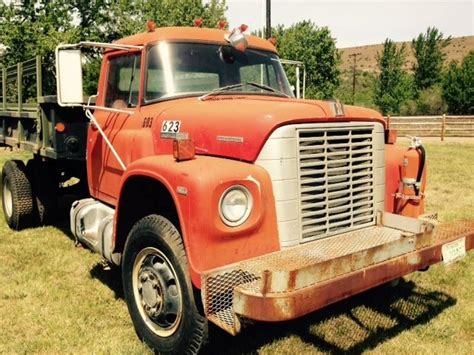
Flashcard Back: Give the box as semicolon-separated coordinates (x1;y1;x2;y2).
400;85;447;115
0;0;227;95
442;51;474;114
275;20;340;99
412;27;451;91
108;0;227;38
374;39;413;115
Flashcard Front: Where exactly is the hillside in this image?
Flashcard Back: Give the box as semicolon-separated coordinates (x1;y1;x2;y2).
340;35;474;73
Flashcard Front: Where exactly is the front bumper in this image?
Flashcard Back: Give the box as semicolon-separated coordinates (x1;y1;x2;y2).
201;213;474;335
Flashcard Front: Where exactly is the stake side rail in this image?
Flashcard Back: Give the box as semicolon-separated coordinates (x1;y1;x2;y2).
0;57;88;160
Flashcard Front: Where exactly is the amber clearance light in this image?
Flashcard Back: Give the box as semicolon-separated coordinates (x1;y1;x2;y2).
173;139;196;161
55;122;66;133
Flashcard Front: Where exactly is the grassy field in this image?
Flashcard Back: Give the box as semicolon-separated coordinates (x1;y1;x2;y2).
0;142;473;354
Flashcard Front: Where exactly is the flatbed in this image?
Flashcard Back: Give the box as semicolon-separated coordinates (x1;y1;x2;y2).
0;57;88;160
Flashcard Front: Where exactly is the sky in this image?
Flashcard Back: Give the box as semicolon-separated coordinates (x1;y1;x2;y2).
225;0;474;48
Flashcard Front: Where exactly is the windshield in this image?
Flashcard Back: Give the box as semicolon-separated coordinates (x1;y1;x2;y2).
145;42;294;102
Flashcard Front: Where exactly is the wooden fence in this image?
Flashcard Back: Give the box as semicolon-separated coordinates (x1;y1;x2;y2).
386;115;474;141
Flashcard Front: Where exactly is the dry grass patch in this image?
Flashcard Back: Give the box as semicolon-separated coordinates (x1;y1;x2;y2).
340;35;474;73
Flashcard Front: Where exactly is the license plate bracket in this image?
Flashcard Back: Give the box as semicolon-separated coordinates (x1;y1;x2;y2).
442;237;466;265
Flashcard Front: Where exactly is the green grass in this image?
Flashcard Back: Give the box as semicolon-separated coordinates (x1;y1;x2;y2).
0;143;473;354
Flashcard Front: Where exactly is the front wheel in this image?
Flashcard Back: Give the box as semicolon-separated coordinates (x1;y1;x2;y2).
122;215;207;354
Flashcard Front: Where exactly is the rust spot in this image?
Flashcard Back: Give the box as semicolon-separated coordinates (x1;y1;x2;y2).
207;220;474;334
234;229;474;323
288;270;297;292
261;270;271;295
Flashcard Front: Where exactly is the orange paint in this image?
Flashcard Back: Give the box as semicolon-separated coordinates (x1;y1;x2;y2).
385;145;426;217
117;156;280;287
85;26;422;289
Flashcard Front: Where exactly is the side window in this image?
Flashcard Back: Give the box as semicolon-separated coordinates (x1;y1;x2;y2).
105;53;141;108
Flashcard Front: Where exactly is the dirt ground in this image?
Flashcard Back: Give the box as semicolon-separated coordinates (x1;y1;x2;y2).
340;35;474;72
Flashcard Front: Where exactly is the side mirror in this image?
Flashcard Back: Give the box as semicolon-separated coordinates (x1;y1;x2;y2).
56;48;84;106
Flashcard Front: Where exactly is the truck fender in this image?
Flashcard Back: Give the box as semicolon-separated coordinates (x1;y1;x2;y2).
114;154;280;288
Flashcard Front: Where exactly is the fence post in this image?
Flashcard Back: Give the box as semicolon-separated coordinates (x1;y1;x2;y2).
386;115;391;129
441;114;446;141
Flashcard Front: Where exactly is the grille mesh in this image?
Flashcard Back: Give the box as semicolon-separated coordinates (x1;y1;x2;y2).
201;269;258;334
297;126;376;241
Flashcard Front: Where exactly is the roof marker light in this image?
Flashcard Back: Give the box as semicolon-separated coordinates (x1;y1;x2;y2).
194;18;203;27
218;20;227;30
146;20;156;32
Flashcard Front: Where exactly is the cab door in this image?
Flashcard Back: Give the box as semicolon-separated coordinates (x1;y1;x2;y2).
87;51;143;205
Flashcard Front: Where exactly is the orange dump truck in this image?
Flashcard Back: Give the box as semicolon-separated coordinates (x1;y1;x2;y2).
1;25;472;354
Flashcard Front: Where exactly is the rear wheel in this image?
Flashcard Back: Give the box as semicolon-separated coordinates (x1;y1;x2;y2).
1;160;34;230
122;215;207;354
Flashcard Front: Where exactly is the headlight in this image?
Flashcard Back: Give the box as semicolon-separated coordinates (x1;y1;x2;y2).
219;185;253;227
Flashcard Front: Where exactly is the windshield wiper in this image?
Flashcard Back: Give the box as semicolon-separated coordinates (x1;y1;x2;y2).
199;82;290;101
198;83;244;101
246;82;291;98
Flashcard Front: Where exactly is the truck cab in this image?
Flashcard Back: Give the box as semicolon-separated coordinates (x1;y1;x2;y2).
1;25;472;354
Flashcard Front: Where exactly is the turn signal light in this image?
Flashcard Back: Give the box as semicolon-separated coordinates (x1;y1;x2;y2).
173;139;196;161
386;129;398;144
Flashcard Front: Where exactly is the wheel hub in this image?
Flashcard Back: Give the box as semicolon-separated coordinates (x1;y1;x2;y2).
139;269;164;317
133;248;183;336
3;178;13;218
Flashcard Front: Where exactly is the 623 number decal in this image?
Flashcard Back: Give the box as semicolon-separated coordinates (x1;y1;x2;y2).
161;120;181;134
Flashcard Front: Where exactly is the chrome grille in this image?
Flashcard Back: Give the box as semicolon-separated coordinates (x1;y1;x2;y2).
297;126;376;241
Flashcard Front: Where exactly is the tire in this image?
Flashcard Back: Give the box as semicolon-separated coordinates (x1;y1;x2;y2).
122;215;207;354
26;158;58;225
1;160;34;230
383;277;402;288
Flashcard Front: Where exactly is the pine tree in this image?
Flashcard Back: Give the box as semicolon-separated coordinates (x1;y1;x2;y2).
374;39;413;115
412;27;451;91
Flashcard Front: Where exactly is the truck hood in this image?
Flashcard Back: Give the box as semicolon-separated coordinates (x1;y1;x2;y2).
152;96;383;162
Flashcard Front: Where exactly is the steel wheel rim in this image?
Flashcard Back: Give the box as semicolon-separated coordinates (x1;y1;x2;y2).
3;178;13;219
132;246;183;337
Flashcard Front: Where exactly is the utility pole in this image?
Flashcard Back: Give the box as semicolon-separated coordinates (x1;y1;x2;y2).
349;52;361;105
266;0;271;39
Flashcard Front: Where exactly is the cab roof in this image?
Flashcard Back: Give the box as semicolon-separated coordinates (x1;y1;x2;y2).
114;26;277;53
